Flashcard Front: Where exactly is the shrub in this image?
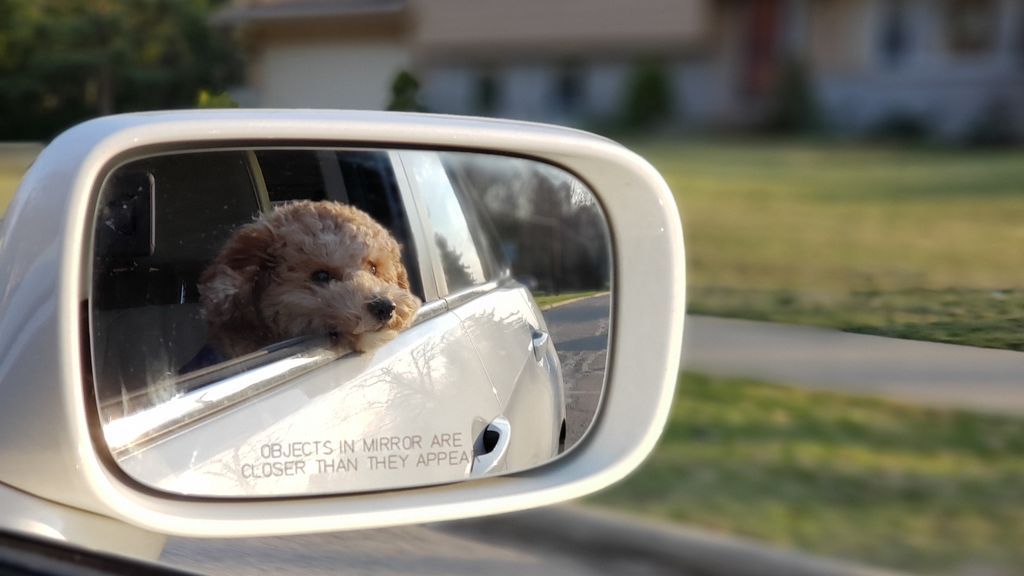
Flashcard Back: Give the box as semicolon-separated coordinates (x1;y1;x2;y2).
196;89;238;109
963;98;1018;148
869;111;931;142
387;70;427;113
765;57;819;134
622;60;673;130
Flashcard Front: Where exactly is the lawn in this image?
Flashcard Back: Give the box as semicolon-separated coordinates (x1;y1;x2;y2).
635;140;1024;350
590;372;1024;574
534;290;603;310
0;144;42;215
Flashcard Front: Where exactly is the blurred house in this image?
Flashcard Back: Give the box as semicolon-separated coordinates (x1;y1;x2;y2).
216;0;1024;140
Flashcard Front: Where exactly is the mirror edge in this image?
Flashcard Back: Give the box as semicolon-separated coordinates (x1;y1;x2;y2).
0;110;684;538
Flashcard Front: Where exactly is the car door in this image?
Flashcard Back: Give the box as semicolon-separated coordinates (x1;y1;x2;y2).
398;150;564;473
441;153;566;467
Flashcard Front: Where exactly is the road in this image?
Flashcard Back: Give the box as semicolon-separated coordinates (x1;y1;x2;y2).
541;293;610;448
684;314;1024;415
542;297;1024;416
162;517;679;576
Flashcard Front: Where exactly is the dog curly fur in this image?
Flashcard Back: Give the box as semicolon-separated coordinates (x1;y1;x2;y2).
199;200;422;359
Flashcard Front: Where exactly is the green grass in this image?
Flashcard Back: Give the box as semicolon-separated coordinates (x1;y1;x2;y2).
0;144;42;215
635;140;1024;350
590;372;1024;574
534;290;603;310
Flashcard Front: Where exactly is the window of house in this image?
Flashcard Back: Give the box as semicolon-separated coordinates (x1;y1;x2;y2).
474;70;499;116
555;64;584;114
880;0;911;67
946;0;999;54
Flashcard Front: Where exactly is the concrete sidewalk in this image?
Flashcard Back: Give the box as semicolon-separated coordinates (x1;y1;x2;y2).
683;315;1024;415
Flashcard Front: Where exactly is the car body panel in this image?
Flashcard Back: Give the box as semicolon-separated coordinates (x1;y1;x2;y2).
115;310;503;496
449;284;565;468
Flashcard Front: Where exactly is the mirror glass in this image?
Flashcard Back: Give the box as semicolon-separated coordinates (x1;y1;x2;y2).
89;146;611;497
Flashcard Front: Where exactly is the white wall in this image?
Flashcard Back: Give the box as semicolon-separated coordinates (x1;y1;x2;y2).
419;66;476;114
422;60;700;127
257;40;411;110
814;0;1024;138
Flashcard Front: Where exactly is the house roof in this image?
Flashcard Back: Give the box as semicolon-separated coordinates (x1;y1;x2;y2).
412;0;709;60
213;0;407;25
216;0;709;58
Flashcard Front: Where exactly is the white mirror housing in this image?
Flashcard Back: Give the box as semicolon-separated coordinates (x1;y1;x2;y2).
0;110;684;539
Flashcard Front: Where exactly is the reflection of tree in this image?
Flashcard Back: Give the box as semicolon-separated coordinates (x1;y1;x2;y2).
435;234;475;291
444;155;611;294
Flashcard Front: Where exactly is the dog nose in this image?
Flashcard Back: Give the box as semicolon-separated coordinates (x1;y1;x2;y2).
367;298;396;322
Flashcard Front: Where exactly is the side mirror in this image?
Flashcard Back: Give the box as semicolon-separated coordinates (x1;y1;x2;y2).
0;111;684;553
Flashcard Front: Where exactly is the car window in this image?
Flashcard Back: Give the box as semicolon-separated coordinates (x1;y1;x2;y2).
437;152;610;297
255;149;329;203
255;150;423;299
90;148;421;422
401;150;488;294
440;153;510;282
91;151;261;418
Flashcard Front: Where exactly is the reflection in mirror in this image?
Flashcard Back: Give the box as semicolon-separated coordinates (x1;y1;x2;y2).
89;146;611;497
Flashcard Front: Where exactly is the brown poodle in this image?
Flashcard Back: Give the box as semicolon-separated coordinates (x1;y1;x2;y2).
198;200;421;359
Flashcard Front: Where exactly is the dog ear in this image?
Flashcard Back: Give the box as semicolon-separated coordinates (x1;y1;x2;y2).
199;220;278;330
395;262;411;291
216;220;278;272
390;240;412;291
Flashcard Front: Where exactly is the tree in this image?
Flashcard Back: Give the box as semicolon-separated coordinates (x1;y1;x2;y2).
434;234;474;290
765;57;819;134
623;60;673;130
0;0;240;140
386;70;427;112
445;154;611;294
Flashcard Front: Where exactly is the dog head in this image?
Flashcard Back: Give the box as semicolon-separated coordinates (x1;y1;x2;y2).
199;200;422;356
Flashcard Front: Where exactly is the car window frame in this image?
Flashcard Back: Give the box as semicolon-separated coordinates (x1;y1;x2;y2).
388;151;443;304
438;153;513;283
396;150;499;304
246;147;435;303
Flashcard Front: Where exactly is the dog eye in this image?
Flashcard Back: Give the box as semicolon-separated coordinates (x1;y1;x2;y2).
368;262;378;276
310;270;332;284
